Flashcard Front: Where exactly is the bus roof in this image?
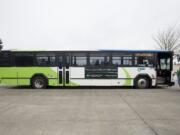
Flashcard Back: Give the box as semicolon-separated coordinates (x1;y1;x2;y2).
99;49;172;53
1;49;173;53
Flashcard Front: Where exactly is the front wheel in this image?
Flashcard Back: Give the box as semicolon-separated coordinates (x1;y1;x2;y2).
134;77;150;89
32;76;47;89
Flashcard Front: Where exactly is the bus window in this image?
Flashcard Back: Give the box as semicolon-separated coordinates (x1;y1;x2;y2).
49;56;56;66
105;56;110;66
15;56;34;66
135;56;153;67
123;57;132;66
71;53;87;66
167;58;170;70
134;53;154;67
72;56;87;66
36;56;49;66
36;53;56;66
112;56;121;66
160;58;170;70
15;53;34;66
90;57;105;66
0;52;11;66
58;56;63;67
89;52;110;66
36;56;56;66
66;56;70;66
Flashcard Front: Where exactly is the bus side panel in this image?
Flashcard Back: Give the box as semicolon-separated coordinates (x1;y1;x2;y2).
118;67;156;86
48;79;59;86
18;79;30;86
0;67;17;86
69;67;132;86
68;79;128;86
0;67;59;86
67;67;84;86
16;67;58;86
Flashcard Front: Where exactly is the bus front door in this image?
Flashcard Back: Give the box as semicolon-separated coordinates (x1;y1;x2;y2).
57;55;70;86
157;52;172;85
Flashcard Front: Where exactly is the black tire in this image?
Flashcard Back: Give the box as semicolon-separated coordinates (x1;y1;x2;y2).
134;76;150;89
31;76;47;89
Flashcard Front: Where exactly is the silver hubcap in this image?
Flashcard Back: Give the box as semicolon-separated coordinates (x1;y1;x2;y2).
137;79;147;88
34;79;44;89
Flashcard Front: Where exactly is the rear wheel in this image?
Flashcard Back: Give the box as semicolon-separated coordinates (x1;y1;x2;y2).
32;76;47;89
135;76;150;89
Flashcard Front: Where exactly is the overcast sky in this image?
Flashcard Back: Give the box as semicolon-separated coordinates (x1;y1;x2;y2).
0;0;180;50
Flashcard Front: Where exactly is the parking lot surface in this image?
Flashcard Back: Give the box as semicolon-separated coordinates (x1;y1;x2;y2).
0;85;180;135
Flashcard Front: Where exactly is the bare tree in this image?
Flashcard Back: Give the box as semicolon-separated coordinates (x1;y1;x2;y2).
0;39;3;51
153;26;180;52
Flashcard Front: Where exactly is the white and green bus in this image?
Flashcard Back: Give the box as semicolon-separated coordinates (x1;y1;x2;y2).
0;50;174;89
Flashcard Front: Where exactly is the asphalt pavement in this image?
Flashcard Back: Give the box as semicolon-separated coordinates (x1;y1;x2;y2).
0;84;180;135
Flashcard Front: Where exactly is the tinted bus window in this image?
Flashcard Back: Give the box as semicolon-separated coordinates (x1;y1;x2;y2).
105;56;110;66
160;58;170;70
135;56;154;67
89;52;110;66
134;53;154;67
66;55;70;66
49;56;56;66
90;57;105;66
15;56;34;66
112;56;121;66
0;52;11;66
58;56;63;66
14;53;34;66
36;53;56;66
36;56;48;66
123;57;132;66
72;56;87;66
71;53;87;66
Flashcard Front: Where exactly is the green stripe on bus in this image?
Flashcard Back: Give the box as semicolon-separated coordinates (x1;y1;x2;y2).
0;67;57;86
0;67;79;86
122;68;132;86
